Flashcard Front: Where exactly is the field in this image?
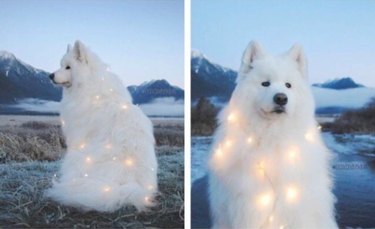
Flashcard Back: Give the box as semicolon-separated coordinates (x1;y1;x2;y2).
0;115;184;228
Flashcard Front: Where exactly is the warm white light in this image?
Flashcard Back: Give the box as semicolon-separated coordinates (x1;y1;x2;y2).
95;95;100;100
286;186;299;202
121;104;128;110
105;144;112;149
124;158;134;167
85;156;92;163
103;186;111;192
280;225;286;229
109;88;113;92
227;113;236;122
214;148;223;159
287;147;299;163
147;185;154;190
144;196;151;203
112;157;117;161
224;139;232;148
304;131;315;143
269;215;274;222
79;143;86;150
247;137;253;144
258;192;272;207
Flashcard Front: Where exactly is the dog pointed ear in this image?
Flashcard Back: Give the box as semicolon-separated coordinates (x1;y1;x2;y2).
73;40;87;63
66;44;72;53
288;44;307;77
240;41;265;74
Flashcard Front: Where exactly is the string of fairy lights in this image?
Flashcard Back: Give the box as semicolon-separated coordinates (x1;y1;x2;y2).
54;93;155;205
212;111;321;229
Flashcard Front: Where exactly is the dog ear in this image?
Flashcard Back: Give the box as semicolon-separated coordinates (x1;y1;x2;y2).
66;44;72;53
73;40;87;63
240;41;265;74
288;44;307;77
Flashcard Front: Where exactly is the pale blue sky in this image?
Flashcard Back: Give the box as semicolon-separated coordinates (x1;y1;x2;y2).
192;0;375;87
0;0;184;88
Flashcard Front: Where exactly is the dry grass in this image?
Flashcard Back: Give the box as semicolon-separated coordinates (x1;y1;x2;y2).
0;119;184;228
0;120;183;162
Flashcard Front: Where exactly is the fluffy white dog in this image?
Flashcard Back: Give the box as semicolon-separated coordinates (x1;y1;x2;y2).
46;41;158;212
208;41;338;229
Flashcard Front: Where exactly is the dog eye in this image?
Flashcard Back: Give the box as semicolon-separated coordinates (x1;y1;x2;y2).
285;83;292;88
65;66;71;70
261;81;270;87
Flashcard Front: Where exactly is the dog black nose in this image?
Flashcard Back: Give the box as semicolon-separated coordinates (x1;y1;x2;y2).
49;73;55;80
273;93;288;106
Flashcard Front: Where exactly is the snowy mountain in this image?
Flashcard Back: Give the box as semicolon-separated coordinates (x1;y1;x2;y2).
127;79;184;104
191;50;375;114
191;50;237;101
312;77;364;89
0;51;62;103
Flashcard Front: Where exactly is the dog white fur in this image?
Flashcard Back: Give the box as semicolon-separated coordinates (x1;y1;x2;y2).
46;41;158;212
208;41;338;229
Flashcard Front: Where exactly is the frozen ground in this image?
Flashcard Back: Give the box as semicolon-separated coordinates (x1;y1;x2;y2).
0;116;184;228
191;132;375;228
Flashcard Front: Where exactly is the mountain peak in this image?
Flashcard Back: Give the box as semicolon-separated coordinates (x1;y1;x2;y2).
312;77;364;90
191;49;206;59
0;50;16;60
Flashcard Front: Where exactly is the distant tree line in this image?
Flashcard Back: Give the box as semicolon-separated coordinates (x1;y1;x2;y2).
191;97;219;136
325;97;375;134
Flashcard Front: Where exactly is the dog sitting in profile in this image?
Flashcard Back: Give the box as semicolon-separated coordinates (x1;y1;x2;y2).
47;41;158;212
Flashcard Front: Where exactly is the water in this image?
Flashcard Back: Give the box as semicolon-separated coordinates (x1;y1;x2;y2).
191;133;375;228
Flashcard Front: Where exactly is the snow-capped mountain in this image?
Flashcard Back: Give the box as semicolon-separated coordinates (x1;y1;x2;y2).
191;50;375;114
312;77;364;89
0;51;62;103
128;79;184;104
191;50;237;101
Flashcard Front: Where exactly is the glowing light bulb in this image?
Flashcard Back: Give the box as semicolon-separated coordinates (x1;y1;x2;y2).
53;173;57;177
95;95;100;100
286;186;299;202
121;104;128;110
214;148;223;159
124;158;134;167
227;113;236;122
144;196;150;203
85;156;92;163
269;215;274;222
317;125;322;130
304;131;315;143
287;147;299;163
109;88;113;92
84;173;88;177
61;119;65;127
112;156;117;161
103;186;111;192
280;225;286;229
79;143;86;150
247;137;253;144
224;139;232;148
258;192;272;207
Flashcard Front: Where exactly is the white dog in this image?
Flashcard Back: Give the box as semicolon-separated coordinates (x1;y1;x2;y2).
46;41;158;212
208;41;337;229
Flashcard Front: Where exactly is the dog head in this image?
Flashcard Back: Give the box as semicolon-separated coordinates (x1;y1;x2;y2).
234;41;314;120
49;40;91;88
